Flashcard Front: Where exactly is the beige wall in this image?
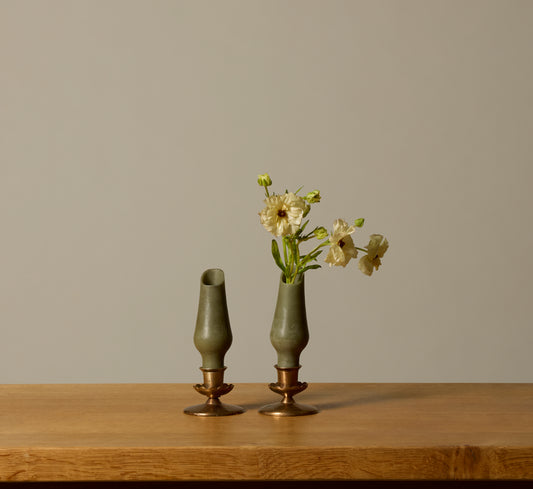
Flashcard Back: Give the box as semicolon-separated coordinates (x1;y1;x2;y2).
1;0;532;383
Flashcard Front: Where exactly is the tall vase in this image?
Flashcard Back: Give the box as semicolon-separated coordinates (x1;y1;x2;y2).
184;268;245;416
194;268;232;369
259;273;319;416
270;273;309;368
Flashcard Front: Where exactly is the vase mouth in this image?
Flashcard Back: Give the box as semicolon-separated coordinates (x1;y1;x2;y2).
280;273;304;285
202;268;225;287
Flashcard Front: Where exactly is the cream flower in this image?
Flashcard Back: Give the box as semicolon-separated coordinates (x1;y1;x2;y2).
259;192;307;236
358;234;389;276
324;219;358;267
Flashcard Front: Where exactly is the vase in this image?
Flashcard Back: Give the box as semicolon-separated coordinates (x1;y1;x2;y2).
184;268;245;416
259;273;319;416
193;268;232;369
270;273;309;368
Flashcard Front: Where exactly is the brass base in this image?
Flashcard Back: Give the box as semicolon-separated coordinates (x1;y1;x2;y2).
258;400;319;416
184;367;245;417
258;365;319;417
184;398;245;417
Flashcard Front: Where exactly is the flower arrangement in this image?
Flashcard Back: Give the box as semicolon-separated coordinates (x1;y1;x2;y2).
257;173;389;284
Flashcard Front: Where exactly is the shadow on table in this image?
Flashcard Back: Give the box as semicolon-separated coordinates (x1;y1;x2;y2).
236;385;435;412
313;385;435;411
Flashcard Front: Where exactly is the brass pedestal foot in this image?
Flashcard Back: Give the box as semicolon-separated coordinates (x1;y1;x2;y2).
259;365;319;416
184;367;245;417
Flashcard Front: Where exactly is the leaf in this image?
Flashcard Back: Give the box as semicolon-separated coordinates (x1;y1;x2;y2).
309;250;323;260
304;250;323;263
300;264;322;273
299;249;323;268
271;239;286;273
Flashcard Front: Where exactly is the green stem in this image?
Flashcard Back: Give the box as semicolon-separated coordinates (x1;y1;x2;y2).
298;241;328;268
282;237;288;270
289;237;296;282
306;240;329;256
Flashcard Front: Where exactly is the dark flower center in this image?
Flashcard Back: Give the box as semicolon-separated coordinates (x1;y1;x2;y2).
338;239;345;249
277;209;287;218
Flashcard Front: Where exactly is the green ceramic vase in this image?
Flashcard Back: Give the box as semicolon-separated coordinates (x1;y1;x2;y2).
193;269;232;369
270;273;309;368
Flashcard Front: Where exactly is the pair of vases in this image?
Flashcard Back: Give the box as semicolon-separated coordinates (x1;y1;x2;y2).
184;268;318;417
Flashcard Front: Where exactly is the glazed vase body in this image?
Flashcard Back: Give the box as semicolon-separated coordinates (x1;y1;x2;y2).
270;273;309;368
194;269;232;369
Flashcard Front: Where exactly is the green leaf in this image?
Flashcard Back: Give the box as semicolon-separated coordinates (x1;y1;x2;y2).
271;239;286;273
300;264;321;273
307;250;323;262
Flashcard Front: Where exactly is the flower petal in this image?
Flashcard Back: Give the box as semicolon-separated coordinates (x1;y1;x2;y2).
342;235;358;260
358;255;374;276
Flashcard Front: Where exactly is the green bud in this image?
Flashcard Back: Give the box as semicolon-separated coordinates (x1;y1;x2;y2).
314;226;328;240
354;218;365;228
257;173;272;187
305;190;321;203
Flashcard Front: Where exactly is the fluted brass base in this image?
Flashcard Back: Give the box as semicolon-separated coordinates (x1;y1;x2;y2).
259;365;319;416
184;367;245;417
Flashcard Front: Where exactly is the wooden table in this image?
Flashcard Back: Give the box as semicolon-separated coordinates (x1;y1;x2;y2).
1;383;533;483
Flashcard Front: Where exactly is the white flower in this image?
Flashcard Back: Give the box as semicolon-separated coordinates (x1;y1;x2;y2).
358;234;389;276
324;219;358;267
259;192;307;236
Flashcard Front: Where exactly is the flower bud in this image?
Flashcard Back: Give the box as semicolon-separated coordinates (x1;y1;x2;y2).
257;173;272;187
354;218;365;228
314;226;328;240
305;190;321;203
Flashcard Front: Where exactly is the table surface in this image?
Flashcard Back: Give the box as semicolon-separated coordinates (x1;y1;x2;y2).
1;383;533;481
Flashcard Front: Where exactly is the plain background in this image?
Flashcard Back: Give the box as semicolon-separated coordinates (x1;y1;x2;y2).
1;0;532;384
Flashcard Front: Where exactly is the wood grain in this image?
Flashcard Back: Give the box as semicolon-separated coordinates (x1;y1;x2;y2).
1;383;533;481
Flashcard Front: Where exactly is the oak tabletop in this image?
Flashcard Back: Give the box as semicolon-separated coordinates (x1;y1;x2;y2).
1;383;532;481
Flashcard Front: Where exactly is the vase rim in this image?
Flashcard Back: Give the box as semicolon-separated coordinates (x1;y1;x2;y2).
201;268;225;287
280;272;304;285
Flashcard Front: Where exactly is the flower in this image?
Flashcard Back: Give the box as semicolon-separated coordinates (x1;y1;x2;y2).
305;190;321;203
256;173;388;283
259;192;307;236
313;226;328;240
324;219;358;267
358;234;389;276
257;173;272;187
